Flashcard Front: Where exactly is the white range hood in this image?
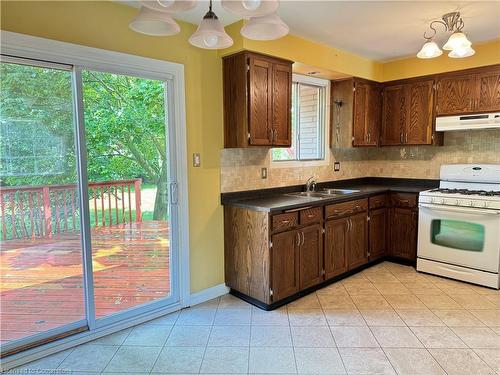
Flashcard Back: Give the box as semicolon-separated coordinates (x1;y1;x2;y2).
436;112;500;131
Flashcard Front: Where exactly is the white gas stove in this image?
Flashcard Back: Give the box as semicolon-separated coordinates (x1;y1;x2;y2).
417;164;500;289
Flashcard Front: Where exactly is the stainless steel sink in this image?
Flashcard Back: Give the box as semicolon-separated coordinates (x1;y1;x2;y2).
319;188;360;195
286;192;330;199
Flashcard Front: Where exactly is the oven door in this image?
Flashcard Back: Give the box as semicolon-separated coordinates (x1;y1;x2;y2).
418;203;500;273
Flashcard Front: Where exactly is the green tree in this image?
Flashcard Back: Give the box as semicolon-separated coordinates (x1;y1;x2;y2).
0;63;168;221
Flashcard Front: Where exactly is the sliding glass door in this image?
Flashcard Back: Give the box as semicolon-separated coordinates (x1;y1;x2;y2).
0;55;181;355
0;60;87;349
81;69;174;321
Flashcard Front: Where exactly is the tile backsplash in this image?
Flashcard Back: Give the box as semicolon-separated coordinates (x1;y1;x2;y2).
220;130;500;193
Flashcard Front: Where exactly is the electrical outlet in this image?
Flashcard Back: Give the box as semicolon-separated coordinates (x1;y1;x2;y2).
261;167;268;179
193;153;201;167
334;162;340;172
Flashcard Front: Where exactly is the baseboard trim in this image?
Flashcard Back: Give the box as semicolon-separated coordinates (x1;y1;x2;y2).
190;283;229;307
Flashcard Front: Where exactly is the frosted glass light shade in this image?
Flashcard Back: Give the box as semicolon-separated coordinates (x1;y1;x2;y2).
129;6;180;36
416;41;443;59
222;0;279;17
449;46;475;58
443;32;472;51
189;13;233;49
141;0;196;13
241;13;289;40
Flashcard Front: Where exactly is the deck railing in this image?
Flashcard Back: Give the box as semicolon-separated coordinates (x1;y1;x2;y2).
0;179;141;241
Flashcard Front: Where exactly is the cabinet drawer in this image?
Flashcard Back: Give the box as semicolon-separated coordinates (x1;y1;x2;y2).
300;207;323;225
369;194;387;209
272;212;298;232
390;192;417;208
326;198;368;219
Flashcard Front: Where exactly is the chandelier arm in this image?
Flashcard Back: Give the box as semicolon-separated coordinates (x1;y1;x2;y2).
424;20;445;40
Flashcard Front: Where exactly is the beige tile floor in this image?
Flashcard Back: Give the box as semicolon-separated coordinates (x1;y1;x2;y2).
11;262;500;374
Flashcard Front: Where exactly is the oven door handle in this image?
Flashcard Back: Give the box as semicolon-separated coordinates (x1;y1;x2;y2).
419;203;500;216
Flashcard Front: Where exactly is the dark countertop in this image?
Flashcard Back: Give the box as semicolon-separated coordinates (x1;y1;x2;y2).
221;177;439;213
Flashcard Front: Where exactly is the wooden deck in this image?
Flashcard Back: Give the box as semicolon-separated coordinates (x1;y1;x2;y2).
0;221;170;344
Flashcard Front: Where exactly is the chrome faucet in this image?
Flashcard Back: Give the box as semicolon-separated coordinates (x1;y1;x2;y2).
305;176;317;192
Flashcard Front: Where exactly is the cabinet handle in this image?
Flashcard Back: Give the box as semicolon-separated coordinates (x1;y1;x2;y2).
268;129;273;142
405;133;408;143
400;132;403;143
296;232;301;247
301;231;305;246
281;220;291;225
368;133;371;143
307;214;315;218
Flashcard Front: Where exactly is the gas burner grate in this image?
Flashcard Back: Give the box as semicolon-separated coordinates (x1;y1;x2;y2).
431;188;500;196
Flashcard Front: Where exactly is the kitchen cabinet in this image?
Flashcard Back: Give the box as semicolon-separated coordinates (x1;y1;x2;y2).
353;80;382;147
330;78;380;148
388;192;418;262
271;229;299;301
381;79;436;146
325;198;369;276
436;67;500;116
223;51;293;148
324;218;348;279
368;195;387;261
298;223;324;290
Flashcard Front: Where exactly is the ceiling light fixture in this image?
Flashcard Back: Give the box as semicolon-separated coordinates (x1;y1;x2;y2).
221;0;279;17
129;6;180;36
241;13;289;40
417;12;474;59
141;0;196;13
189;0;233;49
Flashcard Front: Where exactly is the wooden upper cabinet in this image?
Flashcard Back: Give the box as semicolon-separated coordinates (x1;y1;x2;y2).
406;80;434;145
436;74;476;116
249;56;273;145
352;80;381;147
381;84;405;146
436;66;500;116
381;80;438;146
272;63;293;146
223;51;293;148
476;70;500;112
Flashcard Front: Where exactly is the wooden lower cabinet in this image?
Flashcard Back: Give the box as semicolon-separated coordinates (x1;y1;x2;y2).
369;207;387;260
347;212;369;269
271;230;300;301
224;191;419;308
389;207;418;261
324;217;348;279
299;224;324;290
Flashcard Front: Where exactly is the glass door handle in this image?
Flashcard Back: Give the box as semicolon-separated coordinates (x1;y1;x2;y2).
170;182;178;205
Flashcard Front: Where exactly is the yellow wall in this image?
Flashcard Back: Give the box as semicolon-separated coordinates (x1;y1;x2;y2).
0;0;225;293
221;21;384;81
382;39;500;81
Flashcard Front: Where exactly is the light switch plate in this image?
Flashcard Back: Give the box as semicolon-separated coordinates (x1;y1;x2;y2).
334;162;340;172
261;167;268;179
193;153;201;167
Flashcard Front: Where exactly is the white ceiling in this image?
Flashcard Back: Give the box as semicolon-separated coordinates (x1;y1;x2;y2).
121;1;500;61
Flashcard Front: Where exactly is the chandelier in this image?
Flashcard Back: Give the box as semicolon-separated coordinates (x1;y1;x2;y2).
129;0;289;49
417;12;475;59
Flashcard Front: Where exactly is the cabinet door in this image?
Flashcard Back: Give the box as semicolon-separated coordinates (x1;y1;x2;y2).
369;208;387;261
436;75;476;116
298;224;323;290
366;84;381;146
248;56;273;146
476;71;500;112
272;62;292;146
352;82;368;146
406;80;434;145
381;85;405;145
324;218;348;280
271;230;299;301
389;208;417;261
347;212;368;270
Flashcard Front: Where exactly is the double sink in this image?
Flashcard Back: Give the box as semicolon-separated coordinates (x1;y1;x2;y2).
286;188;360;200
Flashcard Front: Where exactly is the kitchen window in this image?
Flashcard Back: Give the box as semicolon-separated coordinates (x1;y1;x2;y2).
271;74;329;163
